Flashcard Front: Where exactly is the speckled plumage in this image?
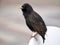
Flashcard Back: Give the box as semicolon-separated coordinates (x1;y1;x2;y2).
21;3;47;43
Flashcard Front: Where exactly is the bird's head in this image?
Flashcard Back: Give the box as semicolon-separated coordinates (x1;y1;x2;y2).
21;3;33;15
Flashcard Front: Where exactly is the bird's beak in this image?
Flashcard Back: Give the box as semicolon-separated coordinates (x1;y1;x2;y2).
16;4;23;9
20;6;24;10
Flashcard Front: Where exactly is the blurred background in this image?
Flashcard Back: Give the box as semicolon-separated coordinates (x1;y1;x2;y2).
0;0;60;45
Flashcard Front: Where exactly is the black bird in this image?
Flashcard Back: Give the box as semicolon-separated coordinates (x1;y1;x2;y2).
21;3;47;43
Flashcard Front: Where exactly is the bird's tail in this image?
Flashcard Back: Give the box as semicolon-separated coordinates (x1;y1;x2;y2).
38;32;45;43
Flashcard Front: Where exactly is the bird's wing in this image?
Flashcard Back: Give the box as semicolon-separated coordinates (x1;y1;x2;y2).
28;12;47;42
29;11;47;34
30;18;46;36
31;21;46;36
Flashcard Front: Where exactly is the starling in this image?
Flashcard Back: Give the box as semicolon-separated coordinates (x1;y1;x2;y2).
21;3;47;43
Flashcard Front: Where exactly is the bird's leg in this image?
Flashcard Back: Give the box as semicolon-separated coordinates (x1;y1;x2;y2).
30;32;38;39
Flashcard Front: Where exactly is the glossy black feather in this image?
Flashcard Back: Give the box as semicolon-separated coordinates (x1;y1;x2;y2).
21;3;47;43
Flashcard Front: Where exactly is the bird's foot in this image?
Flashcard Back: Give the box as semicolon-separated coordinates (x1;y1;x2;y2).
30;32;38;40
